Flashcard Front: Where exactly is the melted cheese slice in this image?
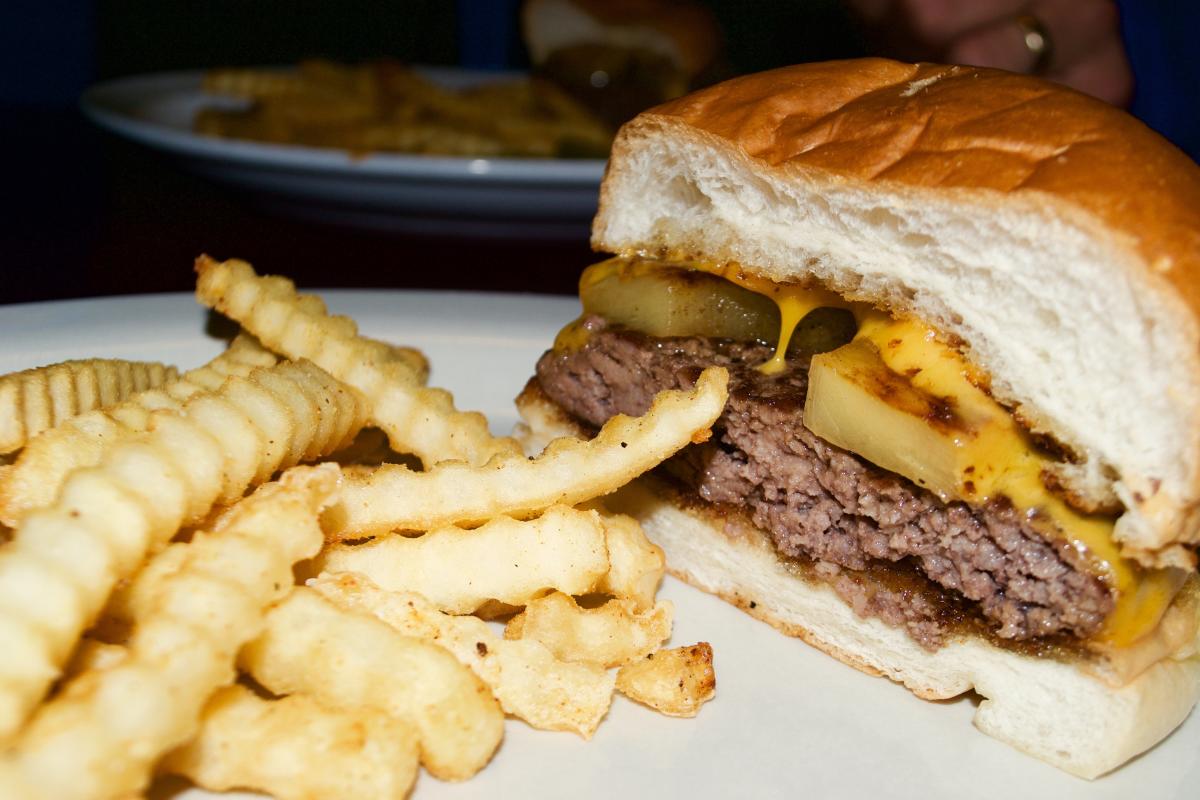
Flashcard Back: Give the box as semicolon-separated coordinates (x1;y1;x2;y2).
847;314;1180;647
611;256;1178;648
693;264;852;374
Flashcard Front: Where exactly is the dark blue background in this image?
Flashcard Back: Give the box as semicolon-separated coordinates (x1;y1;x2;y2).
0;1;1194;305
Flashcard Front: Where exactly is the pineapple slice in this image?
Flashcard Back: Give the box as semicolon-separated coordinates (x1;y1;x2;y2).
804;337;985;501
804;331;1182;647
805;319;1059;511
806;316;1043;508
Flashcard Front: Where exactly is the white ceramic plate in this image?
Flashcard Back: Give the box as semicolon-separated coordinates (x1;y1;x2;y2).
2;291;1197;799
80;69;607;240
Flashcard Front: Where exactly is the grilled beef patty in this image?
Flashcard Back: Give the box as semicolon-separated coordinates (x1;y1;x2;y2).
535;316;1114;647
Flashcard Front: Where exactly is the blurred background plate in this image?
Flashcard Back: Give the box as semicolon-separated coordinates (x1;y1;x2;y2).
81;67;607;240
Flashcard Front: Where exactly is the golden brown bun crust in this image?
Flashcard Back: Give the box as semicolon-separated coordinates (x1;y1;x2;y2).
640;58;1200;316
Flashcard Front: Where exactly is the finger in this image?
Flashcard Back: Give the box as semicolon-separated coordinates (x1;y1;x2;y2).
897;0;1028;46
947;13;1132;106
1051;40;1133;106
945;20;1035;74
946;0;1122;76
1023;0;1123;73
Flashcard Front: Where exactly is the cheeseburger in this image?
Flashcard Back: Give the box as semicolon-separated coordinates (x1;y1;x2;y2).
517;59;1200;778
521;0;724;127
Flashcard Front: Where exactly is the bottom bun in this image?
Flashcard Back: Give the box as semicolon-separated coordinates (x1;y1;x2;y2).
515;381;1200;779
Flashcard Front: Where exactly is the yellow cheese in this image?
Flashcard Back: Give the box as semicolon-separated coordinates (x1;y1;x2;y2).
553;317;593;352
688;263;852;375
575;256;1177;646
849;313;1171;646
578;254;654;288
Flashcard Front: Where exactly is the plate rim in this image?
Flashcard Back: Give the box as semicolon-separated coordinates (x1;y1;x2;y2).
80;67;609;186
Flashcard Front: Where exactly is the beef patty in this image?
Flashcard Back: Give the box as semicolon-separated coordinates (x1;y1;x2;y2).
535;316;1114;647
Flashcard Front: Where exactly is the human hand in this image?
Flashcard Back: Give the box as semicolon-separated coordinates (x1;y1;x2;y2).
845;0;1132;106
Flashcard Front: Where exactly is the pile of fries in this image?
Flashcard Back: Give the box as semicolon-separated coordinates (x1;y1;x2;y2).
195;59;615;159
0;257;729;799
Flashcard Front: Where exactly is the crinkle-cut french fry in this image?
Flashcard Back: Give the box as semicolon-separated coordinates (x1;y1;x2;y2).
323;366;729;539
593;510;666;611
101;462;337;635
210;59;376;102
176;332;279;391
0;362;365;745
161;684;420;800
326;427;400;467
5;344;347;529
0;334;278;526
0;358;178;455
311;573;616;737
60;638;127;682
376;342;429;386
0;465;337;800
197;60;613;158
194;255;519;467
240;587;504;781
505;592;673;669
317;505;609;614
616;643;717;718
389;345;428;385
202;67;312;99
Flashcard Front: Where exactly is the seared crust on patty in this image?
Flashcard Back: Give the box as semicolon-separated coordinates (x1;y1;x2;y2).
535;318;1113;643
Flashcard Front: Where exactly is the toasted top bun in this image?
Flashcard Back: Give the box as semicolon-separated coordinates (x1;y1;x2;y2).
591;59;1200;564
522;0;721;77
